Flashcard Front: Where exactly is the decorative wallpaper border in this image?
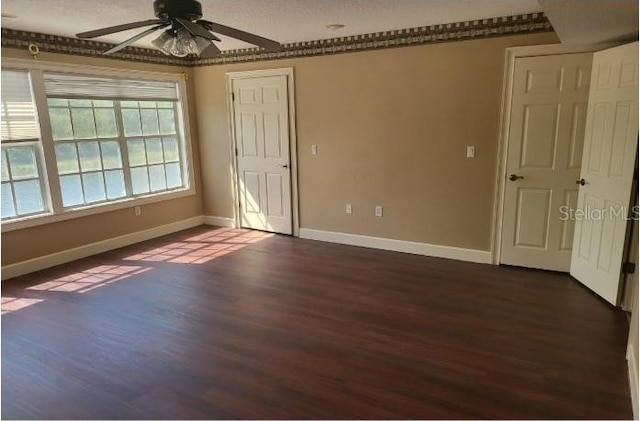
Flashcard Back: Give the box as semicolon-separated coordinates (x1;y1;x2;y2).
196;12;552;66
2;12;552;67
1;28;192;67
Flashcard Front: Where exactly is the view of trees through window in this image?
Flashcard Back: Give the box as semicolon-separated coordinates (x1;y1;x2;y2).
1;69;46;219
48;99;184;208
1;146;45;218
0;67;189;222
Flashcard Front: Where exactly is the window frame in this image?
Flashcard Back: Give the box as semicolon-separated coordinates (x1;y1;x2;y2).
1;59;196;233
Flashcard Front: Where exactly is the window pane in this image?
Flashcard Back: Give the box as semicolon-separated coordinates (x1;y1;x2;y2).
48;107;74;140
140;101;157;109
122;108;142;136
69;99;92;107
14;179;44;214
71;108;97;139
121;101;138;108
47;98;68;107
122;108;142;137
162;138;179;162
94;108;117;138
1;183;16;217
140;109;159;136
101;141;122;169
7;146;38;179
157;101;173;109
82;172;106;203
131;167;149;195
105;170;126;199
60;174;83;207
1;150;9;181
146;138;164;164
158;108;176;135
127;139;146;166
166;162;182;189
55;143;80;174
93;100;113;108
77;142;102;172
149;165;167;191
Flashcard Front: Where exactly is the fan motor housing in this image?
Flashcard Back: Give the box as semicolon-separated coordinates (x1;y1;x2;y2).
154;0;203;20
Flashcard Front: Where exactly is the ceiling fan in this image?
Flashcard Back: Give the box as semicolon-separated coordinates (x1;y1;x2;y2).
75;0;282;58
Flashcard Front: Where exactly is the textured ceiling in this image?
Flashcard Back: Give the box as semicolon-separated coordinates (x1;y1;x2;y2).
540;0;638;44
1;0;543;51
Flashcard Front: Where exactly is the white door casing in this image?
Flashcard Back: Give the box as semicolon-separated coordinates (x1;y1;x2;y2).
232;74;293;235
570;42;639;306
500;53;593;271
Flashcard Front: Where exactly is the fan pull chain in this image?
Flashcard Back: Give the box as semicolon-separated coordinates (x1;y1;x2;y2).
28;43;40;60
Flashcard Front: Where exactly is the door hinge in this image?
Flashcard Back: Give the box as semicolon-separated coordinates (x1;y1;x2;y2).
231;92;235;101
623;262;636;274
235;147;238;156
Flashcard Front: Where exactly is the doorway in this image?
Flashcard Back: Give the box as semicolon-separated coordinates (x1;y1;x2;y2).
226;68;299;236
499;52;593;271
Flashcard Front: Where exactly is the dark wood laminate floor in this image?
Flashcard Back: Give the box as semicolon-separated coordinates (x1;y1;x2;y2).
1;226;633;419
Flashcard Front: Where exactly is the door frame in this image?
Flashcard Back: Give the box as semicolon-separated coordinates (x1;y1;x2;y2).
225;68;300;236
490;43;619;265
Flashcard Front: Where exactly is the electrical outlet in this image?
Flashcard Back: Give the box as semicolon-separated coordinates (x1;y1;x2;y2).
466;145;475;158
375;205;383;217
134;206;141;216
311;144;318;155
346;203;352;214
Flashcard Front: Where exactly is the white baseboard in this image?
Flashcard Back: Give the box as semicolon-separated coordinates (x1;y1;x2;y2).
1;216;205;281
203;216;236;228
298;228;492;264
628;344;639;420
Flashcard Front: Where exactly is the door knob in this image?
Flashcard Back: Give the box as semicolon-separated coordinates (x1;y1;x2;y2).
576;178;586;186
279;164;289;169
509;174;524;181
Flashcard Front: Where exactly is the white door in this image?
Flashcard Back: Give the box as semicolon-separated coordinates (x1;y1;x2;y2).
501;53;593;271
232;75;292;235
570;42;638;305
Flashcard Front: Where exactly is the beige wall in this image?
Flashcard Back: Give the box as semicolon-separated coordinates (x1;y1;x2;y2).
1;48;204;265
194;32;559;251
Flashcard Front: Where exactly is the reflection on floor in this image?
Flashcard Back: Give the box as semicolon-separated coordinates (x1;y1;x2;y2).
1;225;633;420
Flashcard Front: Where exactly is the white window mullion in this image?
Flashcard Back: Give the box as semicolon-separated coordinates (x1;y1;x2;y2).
114;102;133;197
28;69;63;214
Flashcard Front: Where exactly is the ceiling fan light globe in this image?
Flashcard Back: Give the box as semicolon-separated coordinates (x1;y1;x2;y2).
152;30;175;56
173;27;195;56
193;36;212;55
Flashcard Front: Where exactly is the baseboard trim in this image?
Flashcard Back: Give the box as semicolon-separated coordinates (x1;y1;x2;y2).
1;216;205;281
202;216;236;228
298;228;492;264
628;344;639;420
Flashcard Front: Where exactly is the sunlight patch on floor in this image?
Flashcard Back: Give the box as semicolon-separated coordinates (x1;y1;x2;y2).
26;265;151;294
2;297;43;315
124;228;273;264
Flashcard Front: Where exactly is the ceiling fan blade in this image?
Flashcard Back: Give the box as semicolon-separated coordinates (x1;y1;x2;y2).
200;20;281;52
199;42;221;59
103;24;169;55
175;18;220;41
76;19;166;39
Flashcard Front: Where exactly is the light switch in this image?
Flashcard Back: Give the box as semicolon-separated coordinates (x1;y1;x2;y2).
375;205;383;217
466;145;475;158
311;144;318;155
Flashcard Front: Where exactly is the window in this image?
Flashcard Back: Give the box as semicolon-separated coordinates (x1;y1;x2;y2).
1;70;48;219
1;64;192;228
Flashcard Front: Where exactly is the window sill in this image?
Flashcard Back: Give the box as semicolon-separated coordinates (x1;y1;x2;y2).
1;187;196;233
